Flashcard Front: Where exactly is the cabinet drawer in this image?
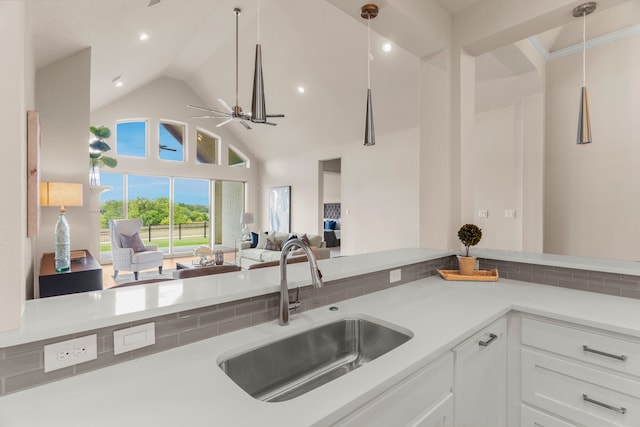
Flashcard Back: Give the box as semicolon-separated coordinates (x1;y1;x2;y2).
521;348;640;426
334;352;453;427
521;317;640;377
521;405;577;426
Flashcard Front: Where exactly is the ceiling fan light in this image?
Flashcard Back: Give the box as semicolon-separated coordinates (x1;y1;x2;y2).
251;44;266;123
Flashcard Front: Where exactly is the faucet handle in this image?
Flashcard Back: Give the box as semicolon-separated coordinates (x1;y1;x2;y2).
288;287;301;312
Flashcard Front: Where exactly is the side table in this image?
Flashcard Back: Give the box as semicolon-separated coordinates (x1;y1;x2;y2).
39;250;103;298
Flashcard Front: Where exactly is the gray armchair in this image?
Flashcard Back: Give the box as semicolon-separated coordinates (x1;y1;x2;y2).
109;219;164;280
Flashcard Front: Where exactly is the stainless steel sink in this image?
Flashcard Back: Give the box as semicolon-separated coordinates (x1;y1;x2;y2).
218;317;412;402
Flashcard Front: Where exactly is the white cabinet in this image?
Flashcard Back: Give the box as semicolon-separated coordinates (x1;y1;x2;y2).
520;316;640;427
334;352;453;427
453;317;507;427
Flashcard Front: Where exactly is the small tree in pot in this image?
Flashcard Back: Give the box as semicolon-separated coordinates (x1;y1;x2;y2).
457;223;482;275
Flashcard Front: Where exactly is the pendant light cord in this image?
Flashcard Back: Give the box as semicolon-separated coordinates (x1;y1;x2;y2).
257;0;261;44
235;10;239;109
582;11;586;87
367;16;371;90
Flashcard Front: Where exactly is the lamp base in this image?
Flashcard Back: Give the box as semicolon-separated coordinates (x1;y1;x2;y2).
54;213;71;272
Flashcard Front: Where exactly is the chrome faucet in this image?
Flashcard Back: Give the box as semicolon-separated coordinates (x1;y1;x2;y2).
279;238;324;326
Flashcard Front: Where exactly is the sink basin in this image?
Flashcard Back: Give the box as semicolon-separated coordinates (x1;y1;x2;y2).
218;317;412;402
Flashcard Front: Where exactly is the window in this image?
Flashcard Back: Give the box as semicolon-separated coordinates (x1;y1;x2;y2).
173;178;210;254
228;145;248;167
99;173;245;260
128;175;171;253
196;129;218;164
159;122;185;161
116;121;147;157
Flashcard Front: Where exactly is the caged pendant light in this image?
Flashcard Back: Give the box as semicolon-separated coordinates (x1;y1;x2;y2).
361;4;378;146
573;2;596;145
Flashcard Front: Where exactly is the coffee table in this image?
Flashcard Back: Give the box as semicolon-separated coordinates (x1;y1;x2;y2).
176;261;234;270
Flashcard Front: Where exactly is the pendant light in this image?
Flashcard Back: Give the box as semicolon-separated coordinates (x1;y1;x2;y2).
573;2;596;145
250;0;284;124
361;4;378;146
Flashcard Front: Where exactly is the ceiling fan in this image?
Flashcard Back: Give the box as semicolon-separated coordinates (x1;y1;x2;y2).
187;8;284;130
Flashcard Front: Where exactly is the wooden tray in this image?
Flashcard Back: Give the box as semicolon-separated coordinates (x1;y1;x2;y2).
437;269;499;281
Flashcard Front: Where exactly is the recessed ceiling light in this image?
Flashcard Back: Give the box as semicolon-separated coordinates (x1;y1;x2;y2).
115;81;124;87
382;42;392;53
297;86;305;94
139;33;149;41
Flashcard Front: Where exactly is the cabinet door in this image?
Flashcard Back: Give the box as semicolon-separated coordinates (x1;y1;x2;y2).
453;317;507;427
335;352;453;427
411;393;453;427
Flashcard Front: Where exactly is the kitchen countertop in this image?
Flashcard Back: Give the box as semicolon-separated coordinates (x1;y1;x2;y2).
1;274;639;427
0;248;453;347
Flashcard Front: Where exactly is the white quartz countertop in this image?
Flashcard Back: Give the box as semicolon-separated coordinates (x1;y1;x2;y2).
0;248;453;347
1;274;640;427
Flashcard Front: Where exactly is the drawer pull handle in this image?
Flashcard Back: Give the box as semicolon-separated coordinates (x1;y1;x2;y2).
479;333;498;347
582;394;627;414
582;345;628;361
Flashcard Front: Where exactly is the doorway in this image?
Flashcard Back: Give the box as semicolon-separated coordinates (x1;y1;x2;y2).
320;158;341;256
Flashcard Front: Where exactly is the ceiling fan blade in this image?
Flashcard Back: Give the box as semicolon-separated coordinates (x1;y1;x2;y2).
187;105;229;115
266;114;285;118
218;98;233;113
216;118;233;127
263;121;278;126
239;120;252;130
190;115;229;119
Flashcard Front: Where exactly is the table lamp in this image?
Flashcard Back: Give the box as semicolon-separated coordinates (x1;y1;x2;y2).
240;212;254;241
40;182;83;272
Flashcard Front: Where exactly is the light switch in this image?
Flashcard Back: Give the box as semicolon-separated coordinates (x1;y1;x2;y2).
505;209;516;219
113;322;155;355
478;210;488;218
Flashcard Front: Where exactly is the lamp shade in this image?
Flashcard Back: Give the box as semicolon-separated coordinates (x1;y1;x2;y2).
40;182;83;208
240;212;254;225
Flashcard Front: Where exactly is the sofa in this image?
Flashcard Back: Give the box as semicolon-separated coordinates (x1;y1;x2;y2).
239;231;330;269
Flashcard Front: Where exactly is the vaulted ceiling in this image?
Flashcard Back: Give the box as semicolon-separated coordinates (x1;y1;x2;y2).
27;0;639;161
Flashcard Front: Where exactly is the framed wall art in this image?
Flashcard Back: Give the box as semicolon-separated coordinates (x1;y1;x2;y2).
269;186;291;233
27;111;41;237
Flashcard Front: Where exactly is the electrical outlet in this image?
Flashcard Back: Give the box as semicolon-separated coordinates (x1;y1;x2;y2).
44;335;97;373
390;269;401;283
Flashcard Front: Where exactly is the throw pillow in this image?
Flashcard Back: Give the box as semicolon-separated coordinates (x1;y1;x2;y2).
265;238;282;251
120;232;146;253
256;231;269;249
250;232;259;248
299;234;311;247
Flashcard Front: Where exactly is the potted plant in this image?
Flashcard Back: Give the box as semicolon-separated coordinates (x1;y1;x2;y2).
457;223;482;275
89;126;117;186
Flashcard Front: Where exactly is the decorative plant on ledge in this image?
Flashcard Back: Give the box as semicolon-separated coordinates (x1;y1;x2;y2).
458;223;482;257
457;223;482;275
89;126;117;186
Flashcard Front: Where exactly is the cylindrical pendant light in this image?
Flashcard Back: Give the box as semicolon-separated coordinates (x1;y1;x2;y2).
361;4;378;146
251;0;266;123
573;2;596;145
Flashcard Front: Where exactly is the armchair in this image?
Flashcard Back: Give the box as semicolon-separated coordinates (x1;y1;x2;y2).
109;219;164;280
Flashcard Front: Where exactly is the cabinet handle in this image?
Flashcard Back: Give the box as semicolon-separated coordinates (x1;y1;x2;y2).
582;394;627;414
582;345;628;361
479;333;498;347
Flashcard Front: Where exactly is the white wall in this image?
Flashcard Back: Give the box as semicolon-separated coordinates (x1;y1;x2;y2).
35;48;92;298
0;1;32;331
260;127;421;256
544;33;640;260
322;172;341;204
